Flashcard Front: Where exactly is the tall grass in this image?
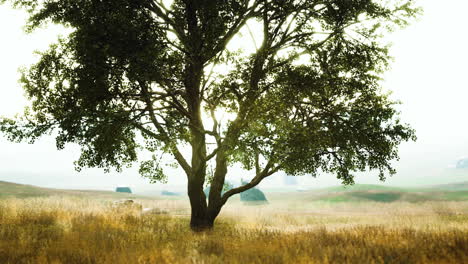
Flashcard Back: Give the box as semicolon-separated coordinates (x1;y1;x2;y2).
0;197;467;263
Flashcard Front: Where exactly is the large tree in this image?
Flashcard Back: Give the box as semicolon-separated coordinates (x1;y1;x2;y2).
1;0;418;230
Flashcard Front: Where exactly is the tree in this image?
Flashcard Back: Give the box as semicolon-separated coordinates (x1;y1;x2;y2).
0;0;419;230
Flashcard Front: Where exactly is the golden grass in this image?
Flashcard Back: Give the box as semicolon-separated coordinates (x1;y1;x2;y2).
0;196;467;264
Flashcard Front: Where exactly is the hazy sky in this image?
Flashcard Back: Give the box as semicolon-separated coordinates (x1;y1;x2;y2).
1;0;467;191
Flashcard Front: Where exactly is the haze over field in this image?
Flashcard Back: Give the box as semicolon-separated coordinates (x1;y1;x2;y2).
0;0;467;191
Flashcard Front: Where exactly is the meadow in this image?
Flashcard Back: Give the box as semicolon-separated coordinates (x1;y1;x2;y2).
0;184;467;264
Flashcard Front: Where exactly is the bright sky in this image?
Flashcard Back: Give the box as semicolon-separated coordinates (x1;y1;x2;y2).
0;0;467;191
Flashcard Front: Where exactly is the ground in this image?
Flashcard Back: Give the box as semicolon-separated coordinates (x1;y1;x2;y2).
0;181;467;263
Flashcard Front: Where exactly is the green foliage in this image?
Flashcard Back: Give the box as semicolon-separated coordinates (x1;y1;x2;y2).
139;155;168;184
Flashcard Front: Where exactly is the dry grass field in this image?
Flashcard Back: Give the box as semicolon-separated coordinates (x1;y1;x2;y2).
0;194;467;264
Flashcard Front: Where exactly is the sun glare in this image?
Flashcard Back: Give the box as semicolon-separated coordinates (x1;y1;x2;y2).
201;107;238;133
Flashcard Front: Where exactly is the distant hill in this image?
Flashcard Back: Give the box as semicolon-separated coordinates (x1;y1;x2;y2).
266;183;468;203
427;182;468;191
318;184;406;193
312;191;467;203
0;181;141;199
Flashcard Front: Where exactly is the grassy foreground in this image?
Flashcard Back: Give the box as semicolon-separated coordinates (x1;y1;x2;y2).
0;197;467;264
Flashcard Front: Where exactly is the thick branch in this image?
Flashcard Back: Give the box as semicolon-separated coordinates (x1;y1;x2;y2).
205;148;218;162
221;160;280;204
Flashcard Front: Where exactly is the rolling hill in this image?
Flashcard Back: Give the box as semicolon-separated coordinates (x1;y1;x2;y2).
266;183;468;203
0;181;141;199
318;184;406;193
427;182;468;191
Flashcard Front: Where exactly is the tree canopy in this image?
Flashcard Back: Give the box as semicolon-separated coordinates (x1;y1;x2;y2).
0;0;419;230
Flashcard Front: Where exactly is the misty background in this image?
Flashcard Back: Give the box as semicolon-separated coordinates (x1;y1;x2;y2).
0;0;467;193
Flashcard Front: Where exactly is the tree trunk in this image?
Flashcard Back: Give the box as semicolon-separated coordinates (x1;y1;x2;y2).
205;148;228;225
187;120;209;230
190;216;214;231
187;147;225;231
187;126;218;231
188;185;222;231
188;189;212;230
183;0;222;231
187;161;223;231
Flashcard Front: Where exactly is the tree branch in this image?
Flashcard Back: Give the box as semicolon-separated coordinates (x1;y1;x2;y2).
205;1;261;62
138;81;192;176
205;148;219;162
221;159;280;204
146;0;187;47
